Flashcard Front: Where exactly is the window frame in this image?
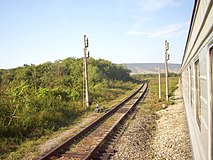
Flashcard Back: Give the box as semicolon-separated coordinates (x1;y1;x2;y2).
195;59;201;129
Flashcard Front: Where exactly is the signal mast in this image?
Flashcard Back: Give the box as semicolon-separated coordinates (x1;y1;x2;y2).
83;35;90;108
165;40;169;101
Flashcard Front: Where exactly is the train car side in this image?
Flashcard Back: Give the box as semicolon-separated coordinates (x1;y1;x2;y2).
181;0;213;160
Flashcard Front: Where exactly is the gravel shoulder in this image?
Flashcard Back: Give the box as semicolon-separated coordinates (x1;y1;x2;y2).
112;83;192;160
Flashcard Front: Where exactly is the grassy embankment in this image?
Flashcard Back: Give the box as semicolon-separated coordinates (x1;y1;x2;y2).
1;81;140;160
133;74;180;114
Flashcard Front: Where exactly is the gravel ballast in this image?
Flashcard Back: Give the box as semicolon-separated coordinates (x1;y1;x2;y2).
112;83;192;160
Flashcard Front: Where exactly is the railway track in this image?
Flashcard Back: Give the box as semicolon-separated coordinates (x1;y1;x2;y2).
36;83;148;160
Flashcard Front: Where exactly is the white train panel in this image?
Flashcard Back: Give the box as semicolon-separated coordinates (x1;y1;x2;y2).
199;46;209;160
181;1;212;159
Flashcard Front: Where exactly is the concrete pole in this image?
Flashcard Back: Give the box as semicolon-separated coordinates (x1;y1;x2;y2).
158;67;161;99
83;35;90;108
165;40;169;101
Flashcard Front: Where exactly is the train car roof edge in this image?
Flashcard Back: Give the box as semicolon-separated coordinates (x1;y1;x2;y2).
181;0;198;69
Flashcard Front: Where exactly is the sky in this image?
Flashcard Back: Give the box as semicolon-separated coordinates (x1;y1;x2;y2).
0;0;194;69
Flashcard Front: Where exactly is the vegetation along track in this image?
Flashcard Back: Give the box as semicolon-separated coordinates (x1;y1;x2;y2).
36;83;148;160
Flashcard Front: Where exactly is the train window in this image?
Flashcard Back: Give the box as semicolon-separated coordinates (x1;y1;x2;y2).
195;59;201;128
211;48;213;110
210;48;213;159
189;66;192;106
188;68;190;102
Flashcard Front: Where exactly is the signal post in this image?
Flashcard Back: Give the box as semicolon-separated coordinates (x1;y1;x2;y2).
165;40;169;101
83;35;90;108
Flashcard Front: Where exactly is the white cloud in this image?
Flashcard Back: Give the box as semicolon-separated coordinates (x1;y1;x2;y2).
127;22;188;38
137;0;183;12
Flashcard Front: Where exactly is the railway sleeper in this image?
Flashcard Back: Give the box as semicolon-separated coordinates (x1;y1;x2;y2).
61;152;88;158
94;148;116;160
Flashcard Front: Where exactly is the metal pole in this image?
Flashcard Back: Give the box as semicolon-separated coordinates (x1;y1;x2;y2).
165;40;169;101
83;35;90;108
158;67;161;99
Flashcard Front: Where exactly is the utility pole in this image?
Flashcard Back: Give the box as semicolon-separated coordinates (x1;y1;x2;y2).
83;35;90;108
158;67;161;99
165;40;170;101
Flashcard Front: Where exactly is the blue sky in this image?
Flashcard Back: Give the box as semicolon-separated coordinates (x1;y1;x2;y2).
0;0;194;69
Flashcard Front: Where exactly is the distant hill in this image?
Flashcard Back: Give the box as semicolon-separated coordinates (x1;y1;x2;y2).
123;63;181;74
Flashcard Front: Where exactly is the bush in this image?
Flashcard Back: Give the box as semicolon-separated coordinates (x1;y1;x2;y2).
0;57;134;140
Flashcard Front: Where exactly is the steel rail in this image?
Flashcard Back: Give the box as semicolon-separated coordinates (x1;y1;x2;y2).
36;83;147;160
84;83;148;160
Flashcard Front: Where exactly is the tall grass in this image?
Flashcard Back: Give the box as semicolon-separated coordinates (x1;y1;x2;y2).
0;80;138;159
135;74;179;115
